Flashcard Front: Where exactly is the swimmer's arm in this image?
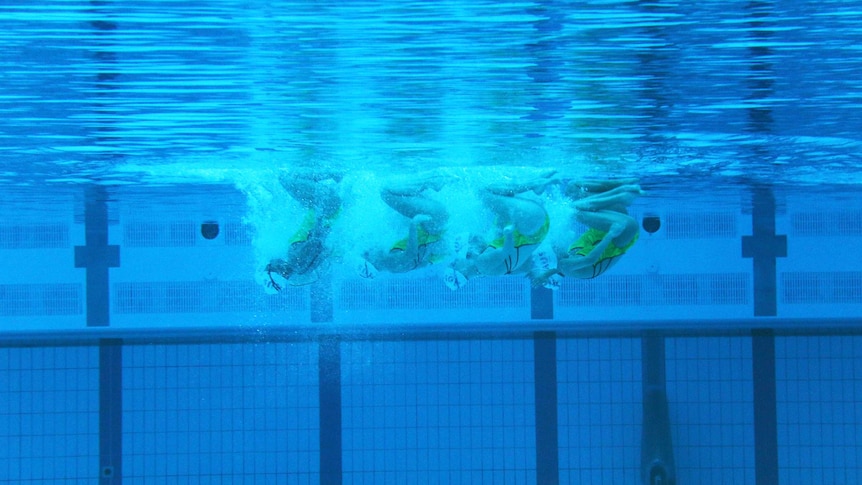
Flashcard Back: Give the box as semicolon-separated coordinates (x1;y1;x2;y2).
501;225;515;252
404;215;424;257
473;225;517;274
479;225;515;259
286;269;319;286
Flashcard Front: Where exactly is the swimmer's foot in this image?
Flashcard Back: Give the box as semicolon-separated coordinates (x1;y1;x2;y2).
384;173;448;195
573;198;594;211
279;169;343;183
573;184;645;211
313;171;344;183
416;172;448;192
486;170;559;196
526;169;561;195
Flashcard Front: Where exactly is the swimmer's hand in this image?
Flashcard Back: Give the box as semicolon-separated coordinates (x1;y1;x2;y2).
444;267;468;291
452;232;470;258
543;273;562;291
357;259;378;280
529;269;563;291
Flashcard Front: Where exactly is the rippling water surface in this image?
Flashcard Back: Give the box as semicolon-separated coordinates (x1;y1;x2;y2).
1;1;861;196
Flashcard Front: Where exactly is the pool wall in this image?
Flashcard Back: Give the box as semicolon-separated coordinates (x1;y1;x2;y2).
1;184;861;483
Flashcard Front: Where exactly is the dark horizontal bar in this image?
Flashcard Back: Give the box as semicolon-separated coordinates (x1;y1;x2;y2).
1;317;862;346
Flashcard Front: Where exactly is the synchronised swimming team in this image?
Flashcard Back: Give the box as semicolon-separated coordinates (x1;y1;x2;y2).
262;170;644;293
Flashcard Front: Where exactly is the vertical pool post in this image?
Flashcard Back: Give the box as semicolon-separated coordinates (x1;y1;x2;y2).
741;3;783;479
314;281;341;484
99;339;123;484
74;185;120;327
744;188;784;485
75;185;123;482
640;333;675;485
533;331;559;485
311;278;334;324
531;287;554;320
318;336;341;485
532;287;558;484
742;188;786;317
752;329;778;485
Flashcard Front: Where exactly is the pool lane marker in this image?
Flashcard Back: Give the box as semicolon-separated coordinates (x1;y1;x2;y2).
318;336;342;485
741;188;787;317
74;186;120;327
752;329;779;485
75;186;124;482
531;287;559;483
533;331;559;485
743;188;783;485
99;340;123;483
531;286;554;320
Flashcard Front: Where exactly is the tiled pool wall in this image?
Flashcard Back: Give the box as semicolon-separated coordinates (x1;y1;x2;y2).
1;184;861;483
1;335;861;483
2;185;862;332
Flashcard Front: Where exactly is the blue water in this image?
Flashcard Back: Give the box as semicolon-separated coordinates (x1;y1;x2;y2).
2;1;862;189
2;1;862;484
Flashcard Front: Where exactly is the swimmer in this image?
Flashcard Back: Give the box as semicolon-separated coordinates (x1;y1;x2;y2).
264;171;341;291
360;174;449;277
531;180;643;288
446;173;555;289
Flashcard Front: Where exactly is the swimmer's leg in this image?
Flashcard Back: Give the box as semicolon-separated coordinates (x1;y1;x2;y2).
576;210;639;247
572;184;644;213
482;193;548;238
280;174;317;204
381;185;448;234
280;172;342;218
384;171;448;195
486;169;559;197
566;178;640;198
314;186;342;220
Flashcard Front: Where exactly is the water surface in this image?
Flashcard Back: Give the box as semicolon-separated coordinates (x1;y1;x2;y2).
1;1;860;197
